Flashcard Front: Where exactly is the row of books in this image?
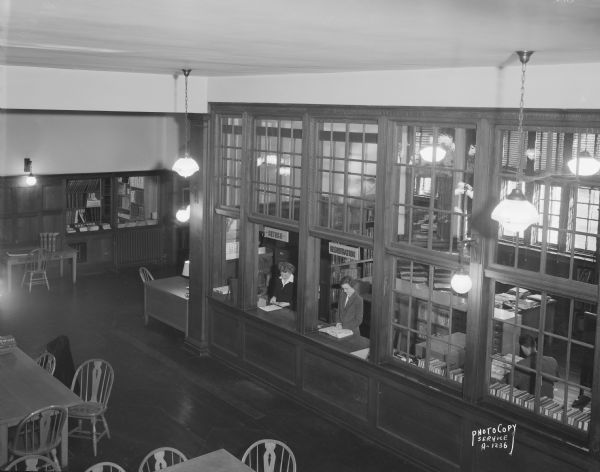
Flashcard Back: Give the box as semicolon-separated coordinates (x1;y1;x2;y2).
489;382;591;431
418;357;447;376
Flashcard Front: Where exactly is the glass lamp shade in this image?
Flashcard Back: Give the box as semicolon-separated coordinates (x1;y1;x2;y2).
566;151;600;176
175;205;190;223
451;271;472;294
172;154;200;178
419;146;446;163
25;173;37;186
491;188;539;233
182;260;190;277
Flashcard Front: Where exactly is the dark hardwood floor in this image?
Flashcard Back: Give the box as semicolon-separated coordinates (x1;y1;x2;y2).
0;265;428;471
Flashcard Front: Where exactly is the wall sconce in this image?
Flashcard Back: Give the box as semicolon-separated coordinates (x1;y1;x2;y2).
491;51;539;233
451;239;474;294
172;69;200;178
24;158;37;186
175;204;190;223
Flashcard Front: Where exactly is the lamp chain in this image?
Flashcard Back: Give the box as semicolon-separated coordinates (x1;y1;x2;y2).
183;69;191;156
516;55;528;182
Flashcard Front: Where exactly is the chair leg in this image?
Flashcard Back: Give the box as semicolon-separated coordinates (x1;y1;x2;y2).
50;448;62;472
101;414;111;439
44;273;50;290
92;418;98;456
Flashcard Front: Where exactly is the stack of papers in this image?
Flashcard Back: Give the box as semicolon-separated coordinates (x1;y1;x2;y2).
318;326;354;339
258;304;282;312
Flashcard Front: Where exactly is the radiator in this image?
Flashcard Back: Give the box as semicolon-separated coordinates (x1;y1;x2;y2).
115;227;163;267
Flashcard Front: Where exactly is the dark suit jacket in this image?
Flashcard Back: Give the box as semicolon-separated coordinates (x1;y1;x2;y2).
512;354;559;398
272;279;296;310
337;292;364;335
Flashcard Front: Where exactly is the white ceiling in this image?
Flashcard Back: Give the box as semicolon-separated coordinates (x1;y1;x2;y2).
3;0;600;77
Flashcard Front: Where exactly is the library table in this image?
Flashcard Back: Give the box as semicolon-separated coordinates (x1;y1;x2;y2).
159;449;254;472
0;347;81;468
144;276;189;337
4;246;77;292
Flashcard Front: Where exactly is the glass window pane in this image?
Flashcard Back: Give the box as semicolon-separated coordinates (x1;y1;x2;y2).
252;118;303;222
393;125;476;255
489;281;595;432
316;121;378;238
392;257;468;385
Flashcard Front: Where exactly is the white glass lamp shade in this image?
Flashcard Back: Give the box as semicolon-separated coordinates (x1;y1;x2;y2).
567;151;600;176
419;146;446;163
491;188;539;233
25;173;37;186
182;260;190;277
176;205;190;223
172;154;200;178
451;271;472;294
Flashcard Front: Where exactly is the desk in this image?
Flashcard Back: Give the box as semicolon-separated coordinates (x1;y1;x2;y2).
0;347;81;468
160;449;254;472
4;247;77;292
144;276;189;337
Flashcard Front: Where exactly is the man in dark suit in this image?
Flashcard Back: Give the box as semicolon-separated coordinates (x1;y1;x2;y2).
336;276;364;336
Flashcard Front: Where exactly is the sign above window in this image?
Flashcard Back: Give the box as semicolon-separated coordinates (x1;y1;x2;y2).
264;226;289;242
328;242;360;261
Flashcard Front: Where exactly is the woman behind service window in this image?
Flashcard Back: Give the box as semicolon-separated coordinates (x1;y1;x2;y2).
336;276;363;336
269;262;296;309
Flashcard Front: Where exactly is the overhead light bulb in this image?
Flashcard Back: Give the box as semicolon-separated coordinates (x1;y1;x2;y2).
491;51;539;233
567;150;600;176
419;146;446;163
491;188;539;233
172;155;200;178
172;69;199;178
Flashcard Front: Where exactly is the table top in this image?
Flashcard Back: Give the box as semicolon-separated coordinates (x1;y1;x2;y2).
146;276;189;299
0;347;81;427
160;449;254;472
4;246;77;262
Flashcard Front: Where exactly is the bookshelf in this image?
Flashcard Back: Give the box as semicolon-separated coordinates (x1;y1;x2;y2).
66;177;112;234
116;175;159;228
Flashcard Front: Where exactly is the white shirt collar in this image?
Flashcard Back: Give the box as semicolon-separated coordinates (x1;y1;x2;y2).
280;273;294;287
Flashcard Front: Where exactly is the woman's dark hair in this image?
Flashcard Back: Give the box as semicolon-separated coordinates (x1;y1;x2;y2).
339;275;358;289
519;334;537;349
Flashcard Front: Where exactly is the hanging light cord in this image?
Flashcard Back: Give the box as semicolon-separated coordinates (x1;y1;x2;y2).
183;69;191;156
516;51;532;182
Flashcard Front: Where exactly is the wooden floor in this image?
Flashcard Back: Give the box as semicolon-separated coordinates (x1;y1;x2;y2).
0;265;428;472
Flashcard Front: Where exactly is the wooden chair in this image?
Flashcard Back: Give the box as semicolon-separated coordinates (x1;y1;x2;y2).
138;447;187;472
5;454;60;471
138;267;154;283
8;406;68;470
84;462;126;472
242;439;296;472
68;359;114;456
36;352;57;376
21;248;50;292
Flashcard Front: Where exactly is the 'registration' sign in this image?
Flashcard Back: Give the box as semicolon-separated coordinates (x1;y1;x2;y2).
264;226;289;242
328;242;360;260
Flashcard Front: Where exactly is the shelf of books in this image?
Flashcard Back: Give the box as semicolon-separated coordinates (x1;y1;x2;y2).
66;177;112;234
116;175;159;228
489;380;591;432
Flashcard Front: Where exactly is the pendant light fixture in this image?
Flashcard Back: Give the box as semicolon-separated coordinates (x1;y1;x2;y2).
172;69;200;178
491;51;539;234
567;148;600;176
